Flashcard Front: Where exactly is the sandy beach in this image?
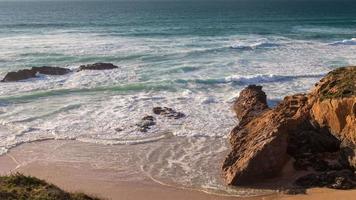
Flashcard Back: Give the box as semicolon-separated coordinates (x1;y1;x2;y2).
0;139;354;200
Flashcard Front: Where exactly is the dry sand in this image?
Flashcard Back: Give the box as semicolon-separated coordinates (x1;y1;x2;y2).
0;140;354;200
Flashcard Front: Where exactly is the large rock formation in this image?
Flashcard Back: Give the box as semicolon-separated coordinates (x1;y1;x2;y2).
310;67;356;169
222;66;356;189
1;66;71;82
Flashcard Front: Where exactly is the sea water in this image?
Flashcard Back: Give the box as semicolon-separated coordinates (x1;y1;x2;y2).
0;0;355;195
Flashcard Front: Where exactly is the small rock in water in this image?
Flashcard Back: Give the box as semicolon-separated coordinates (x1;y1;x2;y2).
136;115;156;132
78;63;118;71
152;107;185;119
115;127;124;132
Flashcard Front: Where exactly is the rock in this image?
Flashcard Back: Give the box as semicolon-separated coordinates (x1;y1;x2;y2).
32;66;71;75
310;66;356;169
114;127;123;132
233;85;269;126
222;66;356;187
136;115;156;132
152;107;185;119
1;69;37;82
222;94;311;185
295;170;355;189
1;66;71;82
78;63;118;71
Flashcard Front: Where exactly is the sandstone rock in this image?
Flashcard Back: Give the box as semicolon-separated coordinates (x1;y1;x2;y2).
78;63;118;71
222;66;356;187
1;66;71;82
233;85;269;126
310;66;356;169
222;94;310;185
152;107;185;119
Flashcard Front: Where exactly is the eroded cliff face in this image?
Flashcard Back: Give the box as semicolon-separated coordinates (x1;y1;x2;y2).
310;66;356;169
223;90;312;185
222;66;356;188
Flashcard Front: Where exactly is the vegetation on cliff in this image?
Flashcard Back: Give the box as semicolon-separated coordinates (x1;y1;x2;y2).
318;66;356;101
0;173;101;200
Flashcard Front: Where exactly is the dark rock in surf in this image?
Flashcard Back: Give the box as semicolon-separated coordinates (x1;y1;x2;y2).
1;69;37;82
1;66;71;82
136;115;156;132
32;66;71;75
78;63;118;71
152;107;185;119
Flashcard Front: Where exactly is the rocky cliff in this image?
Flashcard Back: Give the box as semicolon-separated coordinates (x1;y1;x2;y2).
222;66;356;189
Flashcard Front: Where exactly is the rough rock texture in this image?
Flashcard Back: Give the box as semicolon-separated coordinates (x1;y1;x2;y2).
1;66;71;82
1;69;37;82
222;66;356;188
233;85;269;126
136;115;156;132
310;67;356;169
222;92;311;185
152;107;185;119
32;66;71;75
78;63;118;71
295;170;356;190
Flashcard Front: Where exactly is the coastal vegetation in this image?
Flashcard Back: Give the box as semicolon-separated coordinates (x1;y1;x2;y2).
0;173;101;200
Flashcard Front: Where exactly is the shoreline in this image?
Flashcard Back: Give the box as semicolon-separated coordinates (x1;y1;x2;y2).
0;139;355;200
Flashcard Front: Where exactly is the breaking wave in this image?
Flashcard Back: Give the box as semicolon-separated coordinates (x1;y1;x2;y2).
176;73;325;85
230;40;281;50
330;38;356;46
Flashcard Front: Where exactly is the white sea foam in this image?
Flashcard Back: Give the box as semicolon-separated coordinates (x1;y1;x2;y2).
0;32;356;155
230;39;281;50
330;38;356;46
225;73;325;84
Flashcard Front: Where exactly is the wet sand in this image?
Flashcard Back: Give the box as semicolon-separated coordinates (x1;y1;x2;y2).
0;140;354;200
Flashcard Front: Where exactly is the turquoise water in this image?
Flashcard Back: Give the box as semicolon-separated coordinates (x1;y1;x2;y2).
0;0;355;194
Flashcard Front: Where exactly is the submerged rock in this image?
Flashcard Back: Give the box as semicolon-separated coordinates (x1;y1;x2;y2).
222;66;356;188
1;66;71;82
78;63;118;71
152;107;185;119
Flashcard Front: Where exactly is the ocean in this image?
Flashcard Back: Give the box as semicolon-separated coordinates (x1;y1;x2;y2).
0;0;355;195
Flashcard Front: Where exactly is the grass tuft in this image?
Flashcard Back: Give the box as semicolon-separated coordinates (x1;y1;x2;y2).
318;66;356;101
0;173;102;200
